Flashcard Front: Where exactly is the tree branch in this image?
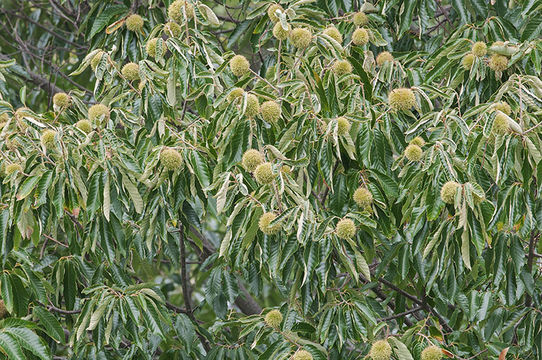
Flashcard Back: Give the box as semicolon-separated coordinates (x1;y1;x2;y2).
179;224;211;351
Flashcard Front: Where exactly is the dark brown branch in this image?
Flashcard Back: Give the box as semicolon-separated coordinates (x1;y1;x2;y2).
378;276;453;333
525;230;540;307
187;225;262;315
179;225;211;351
378;306;423;322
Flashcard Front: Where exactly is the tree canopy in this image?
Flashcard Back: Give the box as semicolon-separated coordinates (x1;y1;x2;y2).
0;0;541;359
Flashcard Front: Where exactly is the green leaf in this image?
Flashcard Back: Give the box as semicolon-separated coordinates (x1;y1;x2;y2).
0;333;25;360
4;327;50;360
34;307;64;343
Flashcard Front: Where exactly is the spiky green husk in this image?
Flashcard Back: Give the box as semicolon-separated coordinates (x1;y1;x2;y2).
352;11;368;26
493;113;509;134
409;136;425;146
161;148;183;170
369;340;392;360
41;129;57;149
441;181;460;204
168;1;194;23
254;162;275;184
488;54;508;72
323;26;342;43
472;41;487;57
227;88;244;102
76;119;92;133
332;60;352;76
242;149;263;172
230;55;250;77
291;350;312;360
145;38;163;58
245;94;260;118
353;187;372;208
289;28;312;48
421;345;443;360
5;163;22;176
336;116;350;135
336;218;356;239
261;101;281;123
376;51;393;66
53;92;71;108
259;212;281;234
389;88;416;111
267;4;283;23
492;101;512;116
164;21;182;37
273;22;290;40
462;53;475;70
88;104;110;123
121;63;140;81
264;309;283;327
352;28;369;45
405;144;423;161
126;14;144;32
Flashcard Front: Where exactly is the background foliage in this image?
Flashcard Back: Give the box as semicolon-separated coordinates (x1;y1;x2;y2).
0;0;542;359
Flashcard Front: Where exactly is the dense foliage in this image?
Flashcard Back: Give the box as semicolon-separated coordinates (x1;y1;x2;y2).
0;0;542;359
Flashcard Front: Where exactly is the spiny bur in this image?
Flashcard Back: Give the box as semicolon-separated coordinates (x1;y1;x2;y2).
352;28;369;45
336;218;356;239
245;94;260;118
405;144;423;161
273;22;290;40
472;41;487;57
492;101;512;116
369;340;392;360
336;116;350;135
493;113;509;134
261;101;281;123
161;147;183;170
41;129;57;149
323;26;342;43
441;181;460;204
76;119;92;133
5;163;22;176
121;63;140;81
290;28;312;49
352;11;368;26
267;4;283;23
230;55;250;77
259;212;281;234
227;88;244;102
462;53;475;70
376;51;393;66
126;14;144;32
353;187;372;208
146;38;165;58
254;162;275;184
164;21;182;37
88;104;110;123
488;54;508;72
264;309;283;328
388;88;416;111
53;92;71;108
409;136;425;146
421;345;443;360
168;1;194;23
332;60;353;76
291;350;312;360
242;149;263;172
